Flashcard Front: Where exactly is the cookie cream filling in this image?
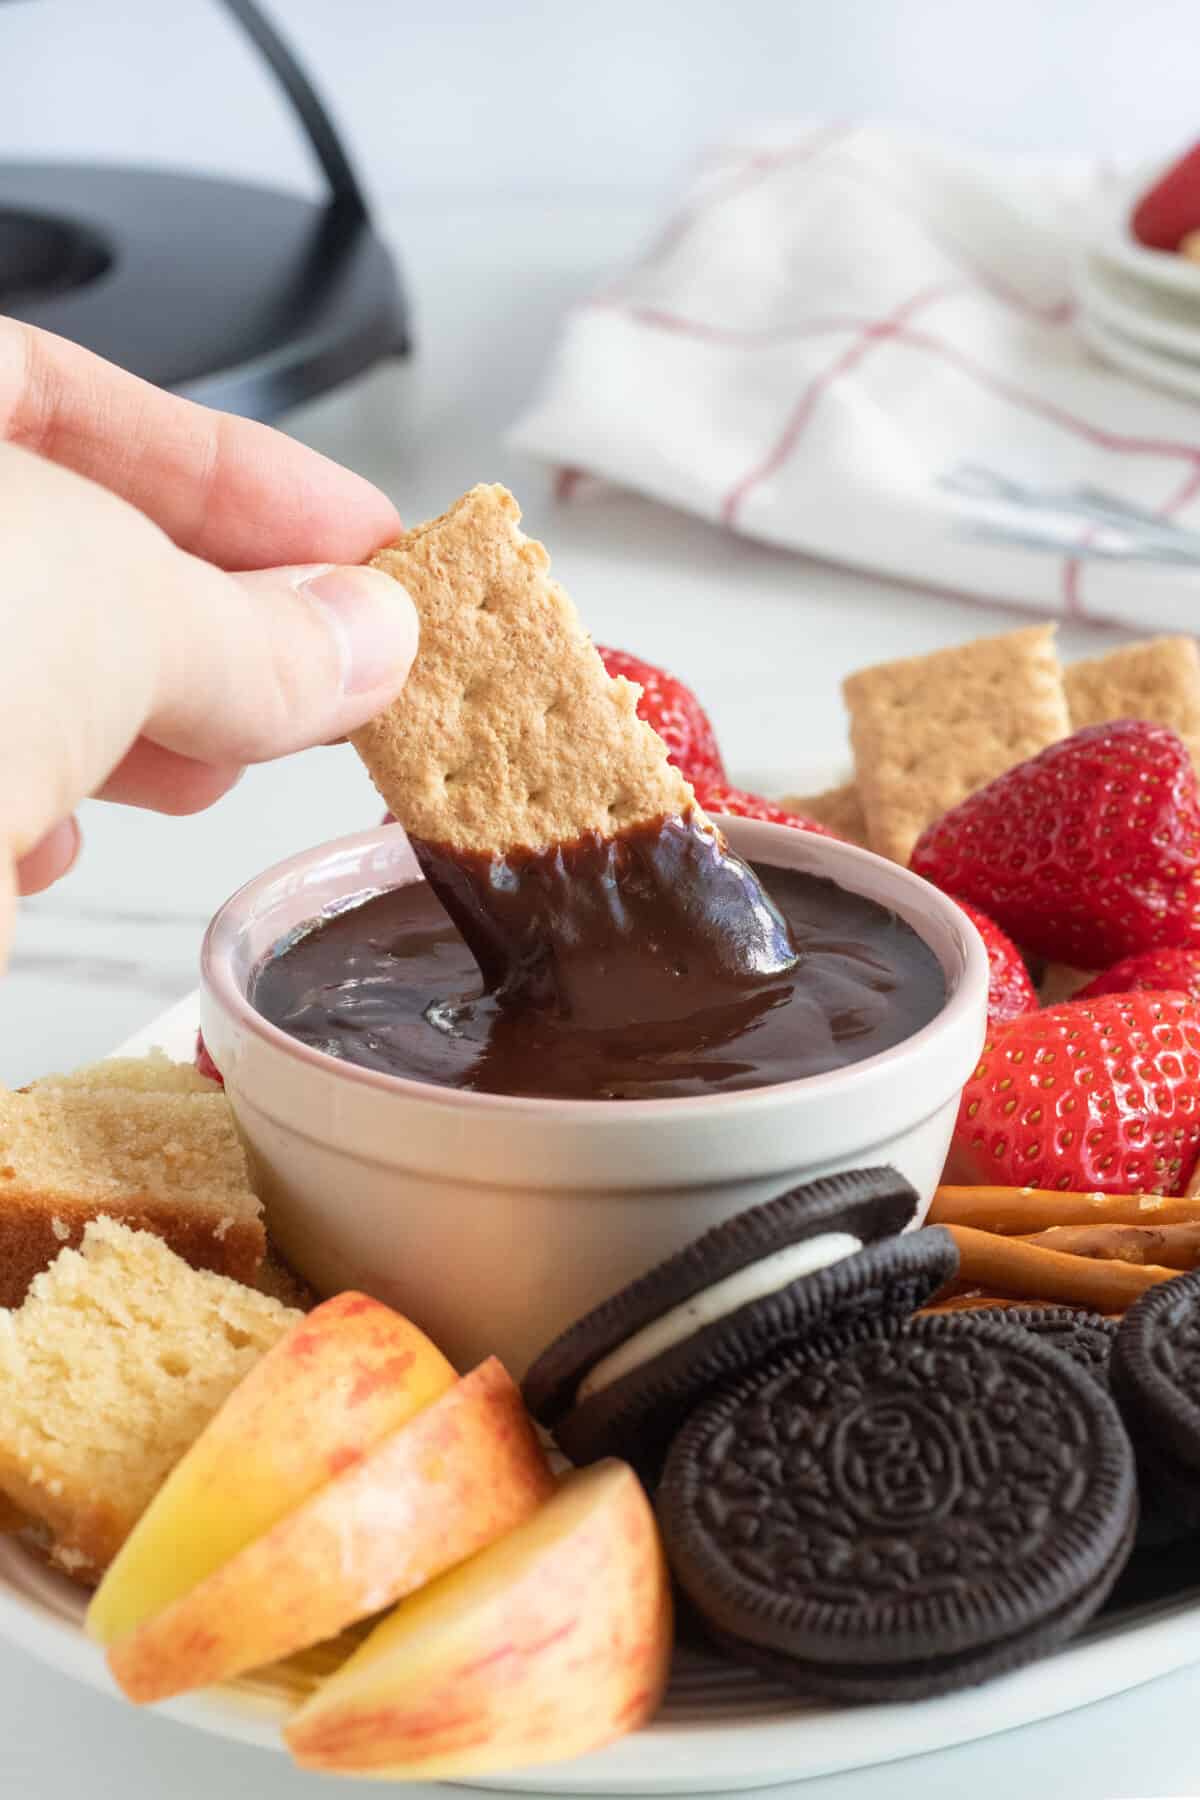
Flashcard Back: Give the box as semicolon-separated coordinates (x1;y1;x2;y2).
576;1232;863;1403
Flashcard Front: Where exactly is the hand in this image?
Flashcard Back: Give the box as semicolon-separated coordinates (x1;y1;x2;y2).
0;319;418;968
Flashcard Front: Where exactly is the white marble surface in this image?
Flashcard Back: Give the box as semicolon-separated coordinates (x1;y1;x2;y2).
1;197;1190;1797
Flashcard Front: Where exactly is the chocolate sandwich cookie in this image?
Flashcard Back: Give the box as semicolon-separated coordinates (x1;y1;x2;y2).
521;1168;955;1477
658;1312;1137;1703
998;1315;1168;1555
1112;1269;1200;1531
970;1306;1117;1388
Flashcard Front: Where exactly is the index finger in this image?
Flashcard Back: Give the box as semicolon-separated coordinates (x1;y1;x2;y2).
0;318;401;570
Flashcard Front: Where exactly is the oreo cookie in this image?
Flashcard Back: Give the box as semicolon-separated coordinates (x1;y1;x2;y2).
1112;1269;1200;1533
521;1168;955;1476
658;1312;1137;1703
970;1306;1117;1389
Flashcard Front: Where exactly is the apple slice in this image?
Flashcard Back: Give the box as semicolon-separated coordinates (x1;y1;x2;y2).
107;1357;555;1702
285;1459;673;1780
88;1292;455;1645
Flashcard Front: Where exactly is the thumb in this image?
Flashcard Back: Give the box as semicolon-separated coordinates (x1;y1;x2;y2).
147;560;418;766
0;443;417;868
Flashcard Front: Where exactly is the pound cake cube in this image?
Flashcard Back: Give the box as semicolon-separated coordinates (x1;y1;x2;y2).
0;1072;264;1307
844;625;1070;864
29;1050;219;1097
0;1219;298;1579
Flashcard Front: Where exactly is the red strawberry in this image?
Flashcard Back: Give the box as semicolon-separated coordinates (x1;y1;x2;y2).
1077;947;1200;1004
947;993;1200;1194
910;720;1200;967
194;1029;223;1087
693;781;835;836
1132;142;1200;252
597;647;726;785
953;899;1038;1027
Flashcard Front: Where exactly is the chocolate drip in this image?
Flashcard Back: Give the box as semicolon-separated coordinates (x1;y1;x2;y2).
411;812;798;1022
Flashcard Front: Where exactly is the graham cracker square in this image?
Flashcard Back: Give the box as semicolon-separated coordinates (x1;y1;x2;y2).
843;624;1070;864
352;485;693;853
1065;637;1200;769
779;781;869;847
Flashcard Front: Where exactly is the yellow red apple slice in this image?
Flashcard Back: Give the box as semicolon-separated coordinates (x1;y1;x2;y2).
88;1292;456;1645
105;1356;554;1702
285;1458;672;1780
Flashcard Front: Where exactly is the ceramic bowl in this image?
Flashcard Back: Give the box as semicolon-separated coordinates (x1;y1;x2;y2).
200;819;988;1374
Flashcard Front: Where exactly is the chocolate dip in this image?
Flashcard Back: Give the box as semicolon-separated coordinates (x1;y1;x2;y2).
251;817;945;1102
415;815;799;1019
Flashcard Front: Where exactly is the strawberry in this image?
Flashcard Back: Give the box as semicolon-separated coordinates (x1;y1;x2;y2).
953;899;1038;1027
194;1029;223;1087
910;720;1200;967
693;781;835;836
947;993;1200;1195
1132;142;1200;252
597;647;726;785
1077;947;1200;1005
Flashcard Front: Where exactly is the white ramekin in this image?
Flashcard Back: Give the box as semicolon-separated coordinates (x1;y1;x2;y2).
200;820;988;1375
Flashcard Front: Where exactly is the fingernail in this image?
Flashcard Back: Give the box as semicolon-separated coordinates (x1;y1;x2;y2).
303;566;417;696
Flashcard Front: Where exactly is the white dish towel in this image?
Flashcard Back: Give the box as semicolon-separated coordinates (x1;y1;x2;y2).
511;125;1200;630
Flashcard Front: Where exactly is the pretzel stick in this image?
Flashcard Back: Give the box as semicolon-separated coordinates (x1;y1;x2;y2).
0;1495;26;1534
930;1186;1200;1233
944;1225;1178;1312
1019;1223;1200;1270
918;1294;1036;1315
920;1293;1126;1320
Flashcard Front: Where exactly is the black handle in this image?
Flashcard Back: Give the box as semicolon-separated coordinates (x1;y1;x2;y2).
219;0;369;219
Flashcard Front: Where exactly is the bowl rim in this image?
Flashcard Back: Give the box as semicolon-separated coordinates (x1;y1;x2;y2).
201;817;989;1121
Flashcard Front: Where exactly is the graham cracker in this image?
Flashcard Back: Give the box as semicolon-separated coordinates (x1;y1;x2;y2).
1065;637;1200;769
843;625;1070;864
1037;963;1095;1007
778;781;869;847
352;486;694;854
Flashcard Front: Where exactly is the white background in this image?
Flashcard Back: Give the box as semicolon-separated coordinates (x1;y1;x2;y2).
4;3;1200;1797
1;0;1198;204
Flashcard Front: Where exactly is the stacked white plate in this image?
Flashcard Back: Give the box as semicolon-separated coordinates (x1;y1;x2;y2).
1078;180;1200;402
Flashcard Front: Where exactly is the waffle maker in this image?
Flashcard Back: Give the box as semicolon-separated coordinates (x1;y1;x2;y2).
0;0;409;419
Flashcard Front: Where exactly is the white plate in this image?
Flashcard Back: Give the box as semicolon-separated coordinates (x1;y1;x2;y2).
1077;308;1200;405
5;994;1200;1794
1078;256;1200;362
1091;169;1200;304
